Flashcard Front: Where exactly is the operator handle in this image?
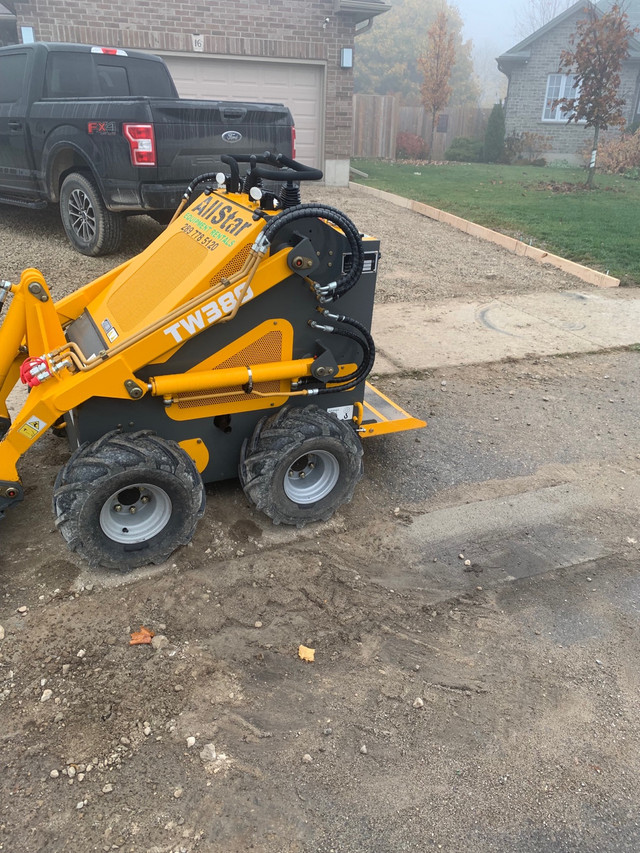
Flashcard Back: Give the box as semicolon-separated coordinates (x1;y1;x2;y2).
222;152;323;182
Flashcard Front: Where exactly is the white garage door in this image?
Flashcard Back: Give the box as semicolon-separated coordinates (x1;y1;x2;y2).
162;55;324;169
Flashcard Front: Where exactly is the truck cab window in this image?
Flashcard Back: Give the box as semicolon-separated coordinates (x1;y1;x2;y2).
45;53;93;98
97;64;130;96
0;53;27;102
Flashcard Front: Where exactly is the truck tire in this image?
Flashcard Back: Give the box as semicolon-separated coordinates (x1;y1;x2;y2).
52;431;206;571
60;171;123;256
239;405;363;526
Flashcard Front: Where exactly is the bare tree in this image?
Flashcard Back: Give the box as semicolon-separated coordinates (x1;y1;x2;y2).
515;0;575;39
419;11;456;159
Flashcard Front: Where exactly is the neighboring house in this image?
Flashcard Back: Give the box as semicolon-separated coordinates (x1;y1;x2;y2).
497;0;640;164
0;0;390;184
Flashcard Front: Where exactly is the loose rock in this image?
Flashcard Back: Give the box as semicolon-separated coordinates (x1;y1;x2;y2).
199;743;217;763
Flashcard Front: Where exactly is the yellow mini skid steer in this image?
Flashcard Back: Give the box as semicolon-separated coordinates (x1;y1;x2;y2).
0;153;425;570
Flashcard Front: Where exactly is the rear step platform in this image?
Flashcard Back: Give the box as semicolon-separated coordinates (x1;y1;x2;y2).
359;381;426;437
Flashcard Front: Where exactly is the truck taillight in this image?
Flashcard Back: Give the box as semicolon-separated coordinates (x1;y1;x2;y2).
291;126;296;160
123;123;157;167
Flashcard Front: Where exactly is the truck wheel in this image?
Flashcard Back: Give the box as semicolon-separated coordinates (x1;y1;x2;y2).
60;172;123;256
52;431;206;571
239;405;363;526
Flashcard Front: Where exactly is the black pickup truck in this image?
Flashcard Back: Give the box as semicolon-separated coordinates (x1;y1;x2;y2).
0;42;295;255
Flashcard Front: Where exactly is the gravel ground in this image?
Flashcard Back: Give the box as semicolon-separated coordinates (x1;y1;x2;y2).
2;183;587;303
1;186;639;853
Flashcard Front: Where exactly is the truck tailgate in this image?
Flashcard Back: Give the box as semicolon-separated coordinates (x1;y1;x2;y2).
150;99;293;177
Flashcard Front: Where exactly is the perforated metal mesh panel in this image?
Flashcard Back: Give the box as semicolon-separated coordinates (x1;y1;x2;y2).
209;244;252;287
175;330;284;408
107;232;208;329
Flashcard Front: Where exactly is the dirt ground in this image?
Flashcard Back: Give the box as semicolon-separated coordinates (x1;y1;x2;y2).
1;187;640;853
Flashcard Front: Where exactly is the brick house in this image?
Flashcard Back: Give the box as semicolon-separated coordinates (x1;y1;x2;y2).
1;0;390;184
497;0;640;164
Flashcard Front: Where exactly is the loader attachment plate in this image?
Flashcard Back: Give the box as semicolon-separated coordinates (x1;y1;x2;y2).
359;382;426;437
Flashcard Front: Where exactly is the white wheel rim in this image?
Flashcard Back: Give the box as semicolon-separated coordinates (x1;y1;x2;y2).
99;482;172;544
283;450;340;504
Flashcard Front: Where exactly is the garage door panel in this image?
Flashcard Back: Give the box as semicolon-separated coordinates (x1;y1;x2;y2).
164;56;323;168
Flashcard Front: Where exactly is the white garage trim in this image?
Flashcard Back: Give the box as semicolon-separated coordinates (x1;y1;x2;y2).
157;51;326;171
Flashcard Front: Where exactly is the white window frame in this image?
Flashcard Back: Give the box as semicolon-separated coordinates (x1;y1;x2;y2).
542;73;579;122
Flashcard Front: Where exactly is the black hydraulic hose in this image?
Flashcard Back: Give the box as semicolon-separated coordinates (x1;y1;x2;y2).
309;315;375;393
320;310;376;384
325;327;371;387
260;204;364;302
338;326;375;385
180;172;220;201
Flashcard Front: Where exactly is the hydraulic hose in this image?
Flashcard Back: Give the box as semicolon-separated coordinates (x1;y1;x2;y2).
319;309;376;384
169;171;221;223
260;203;364;302
309;311;375;393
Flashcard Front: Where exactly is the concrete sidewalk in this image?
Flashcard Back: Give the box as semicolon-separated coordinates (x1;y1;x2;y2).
372;287;640;374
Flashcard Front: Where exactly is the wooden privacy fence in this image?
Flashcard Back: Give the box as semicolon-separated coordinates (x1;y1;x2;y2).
353;94;491;160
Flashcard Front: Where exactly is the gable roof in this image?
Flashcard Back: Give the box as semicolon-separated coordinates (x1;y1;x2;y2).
598;0;640;29
497;0;640;73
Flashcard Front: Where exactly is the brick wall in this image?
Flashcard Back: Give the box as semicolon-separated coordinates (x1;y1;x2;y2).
503;9;640;164
13;0;360;171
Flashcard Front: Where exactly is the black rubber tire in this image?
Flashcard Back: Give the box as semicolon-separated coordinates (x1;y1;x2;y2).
149;210;174;227
52;430;206;571
59;171;123;256
239;405;363;526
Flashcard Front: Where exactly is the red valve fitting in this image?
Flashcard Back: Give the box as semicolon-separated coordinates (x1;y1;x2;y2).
20;357;50;388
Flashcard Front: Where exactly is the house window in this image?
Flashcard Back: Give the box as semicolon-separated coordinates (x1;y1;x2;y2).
542;74;578;121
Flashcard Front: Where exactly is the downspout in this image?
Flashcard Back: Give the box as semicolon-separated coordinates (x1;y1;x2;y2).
355;18;374;35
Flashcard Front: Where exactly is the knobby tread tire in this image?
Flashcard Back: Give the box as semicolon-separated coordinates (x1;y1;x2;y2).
53;430;205;571
239;405;363;526
60;171;123;256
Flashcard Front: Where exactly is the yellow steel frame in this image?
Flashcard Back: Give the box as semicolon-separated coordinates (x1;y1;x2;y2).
0;192;314;492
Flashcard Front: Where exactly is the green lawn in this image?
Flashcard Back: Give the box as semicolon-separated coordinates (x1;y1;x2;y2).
351;160;640;285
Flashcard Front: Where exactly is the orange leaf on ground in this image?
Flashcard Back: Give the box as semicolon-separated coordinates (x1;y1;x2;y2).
130;626;155;645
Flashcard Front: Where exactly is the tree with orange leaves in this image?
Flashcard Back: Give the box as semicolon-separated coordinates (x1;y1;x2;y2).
419;11;456;161
554;2;638;187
